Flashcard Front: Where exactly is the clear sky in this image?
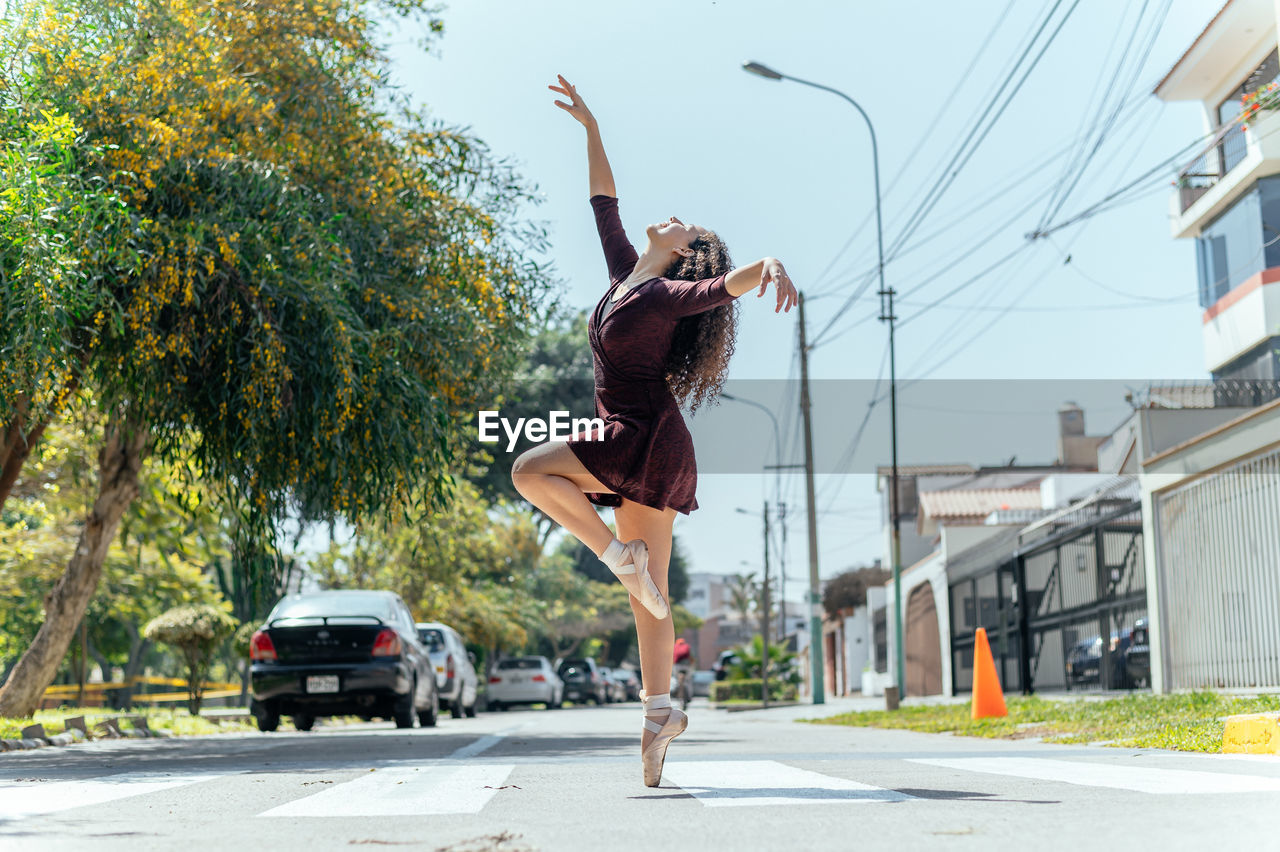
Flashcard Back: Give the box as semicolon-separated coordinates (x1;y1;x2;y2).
380;0;1227;600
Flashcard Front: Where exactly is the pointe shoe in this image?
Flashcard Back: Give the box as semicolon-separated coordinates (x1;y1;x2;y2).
603;539;669;620
641;704;688;787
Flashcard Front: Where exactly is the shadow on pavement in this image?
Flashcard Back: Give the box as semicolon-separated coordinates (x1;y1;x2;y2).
484;735;735;760
630;787;910;802
894;788;1060;804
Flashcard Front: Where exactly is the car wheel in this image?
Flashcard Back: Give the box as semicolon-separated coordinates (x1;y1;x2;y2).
494;701;507;712
392;681;417;729
418;695;438;728
292;714;316;732
451;698;464;719
251;699;279;733
464;698;478;718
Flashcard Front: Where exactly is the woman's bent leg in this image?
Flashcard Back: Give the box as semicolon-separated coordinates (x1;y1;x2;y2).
510;441;616;556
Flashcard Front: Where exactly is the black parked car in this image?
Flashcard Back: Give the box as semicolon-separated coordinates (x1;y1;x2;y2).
1066;626;1139;689
249;590;439;732
1123;619;1151;689
712;650;739;681
557;657;607;705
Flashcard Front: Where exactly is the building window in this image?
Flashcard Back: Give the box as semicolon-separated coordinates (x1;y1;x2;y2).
1194;176;1280;307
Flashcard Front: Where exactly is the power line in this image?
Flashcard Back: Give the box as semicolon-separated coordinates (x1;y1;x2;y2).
807;0;1021;289
812;0;1083;343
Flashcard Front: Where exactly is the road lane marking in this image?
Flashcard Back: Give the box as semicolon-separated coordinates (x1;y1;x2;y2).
661;760;914;807
447;724;528;761
257;765;517;817
908;757;1280;794
0;772;226;820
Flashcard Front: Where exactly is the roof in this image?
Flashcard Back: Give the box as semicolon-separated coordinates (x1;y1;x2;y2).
924;469;1049;493
1153;0;1274;100
918;488;1043;520
1153;0;1234;95
875;464;975;477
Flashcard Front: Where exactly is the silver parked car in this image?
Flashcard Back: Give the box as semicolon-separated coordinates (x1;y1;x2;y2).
416;622;479;718
487;656;563;711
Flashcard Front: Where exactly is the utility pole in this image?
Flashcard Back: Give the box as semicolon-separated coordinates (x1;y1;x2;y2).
777;502;787;642
797;292;824;705
761;499;771;709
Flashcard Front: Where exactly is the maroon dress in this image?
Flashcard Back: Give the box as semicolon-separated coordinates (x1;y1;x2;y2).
566;195;736;514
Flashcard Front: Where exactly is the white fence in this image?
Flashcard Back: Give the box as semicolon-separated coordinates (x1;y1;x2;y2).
1156;446;1280;690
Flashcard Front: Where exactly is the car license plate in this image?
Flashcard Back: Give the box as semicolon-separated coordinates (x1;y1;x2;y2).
306;675;339;694
509;675;525;684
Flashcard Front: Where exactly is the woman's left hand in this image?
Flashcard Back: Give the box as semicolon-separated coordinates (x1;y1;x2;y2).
760;258;798;313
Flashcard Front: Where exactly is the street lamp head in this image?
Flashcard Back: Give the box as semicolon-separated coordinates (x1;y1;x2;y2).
742;61;783;80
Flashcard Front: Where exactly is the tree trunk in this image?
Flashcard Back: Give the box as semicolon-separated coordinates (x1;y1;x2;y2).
0;412;147;718
1;377;77;510
119;625;151;710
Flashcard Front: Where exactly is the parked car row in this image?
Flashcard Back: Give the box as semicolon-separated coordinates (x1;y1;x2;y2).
248;591;652;730
1065;619;1150;690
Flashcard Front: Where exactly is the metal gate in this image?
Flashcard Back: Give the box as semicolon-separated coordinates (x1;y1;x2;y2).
949;486;1147;695
1156;446;1280;689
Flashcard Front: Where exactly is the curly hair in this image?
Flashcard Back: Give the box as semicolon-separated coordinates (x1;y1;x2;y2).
662;231;738;413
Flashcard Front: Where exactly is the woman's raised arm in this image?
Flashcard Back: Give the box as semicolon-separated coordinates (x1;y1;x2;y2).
726;257;799;313
550;74;616;198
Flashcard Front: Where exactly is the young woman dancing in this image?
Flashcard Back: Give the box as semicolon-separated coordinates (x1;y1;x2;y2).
511;75;798;787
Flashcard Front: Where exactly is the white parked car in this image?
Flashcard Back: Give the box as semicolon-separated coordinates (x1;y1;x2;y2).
416;622;479;718
487;656;563;711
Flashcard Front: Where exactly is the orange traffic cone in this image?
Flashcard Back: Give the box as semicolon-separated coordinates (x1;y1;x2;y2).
971;627;1008;719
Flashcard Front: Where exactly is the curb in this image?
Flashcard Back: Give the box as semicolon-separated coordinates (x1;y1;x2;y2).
1223;712;1280;754
713;701;801;713
0;715;168;754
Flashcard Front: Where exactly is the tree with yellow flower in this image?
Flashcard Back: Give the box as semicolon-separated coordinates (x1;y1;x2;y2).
0;0;550;717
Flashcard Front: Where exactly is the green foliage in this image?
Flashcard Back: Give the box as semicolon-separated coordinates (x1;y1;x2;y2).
5;0;553;533
729;634;798;684
471;309;595;508
809;692;1280;752
143;604;238;715
710;678;797;703
309;478;545;651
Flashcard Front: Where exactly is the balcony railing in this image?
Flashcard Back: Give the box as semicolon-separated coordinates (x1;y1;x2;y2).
1175;118;1249;213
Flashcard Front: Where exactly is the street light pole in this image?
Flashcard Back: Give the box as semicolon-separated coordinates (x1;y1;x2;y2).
742;60;905;699
761;500;771;708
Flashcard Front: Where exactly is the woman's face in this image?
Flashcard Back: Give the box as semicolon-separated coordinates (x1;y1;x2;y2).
646;215;707;258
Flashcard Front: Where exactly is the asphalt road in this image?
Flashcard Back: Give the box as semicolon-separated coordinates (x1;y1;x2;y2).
2;698;1279;851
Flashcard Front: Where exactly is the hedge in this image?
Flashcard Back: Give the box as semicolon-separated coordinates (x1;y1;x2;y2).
710;679;797;703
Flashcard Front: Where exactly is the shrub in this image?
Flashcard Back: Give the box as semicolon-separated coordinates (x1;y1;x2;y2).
710;679;797;703
143;605;239;715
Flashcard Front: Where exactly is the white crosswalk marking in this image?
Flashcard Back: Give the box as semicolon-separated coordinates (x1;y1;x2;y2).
258;765;517;817
908;757;1280;795
0;772;225;820
661;760;914;807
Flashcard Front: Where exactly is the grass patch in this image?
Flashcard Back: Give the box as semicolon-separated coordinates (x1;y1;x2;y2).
1;707;257;740
807;692;1280;752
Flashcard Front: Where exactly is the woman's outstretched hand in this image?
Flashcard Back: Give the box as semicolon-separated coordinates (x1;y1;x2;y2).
549;74;596;128
760;258;799;313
